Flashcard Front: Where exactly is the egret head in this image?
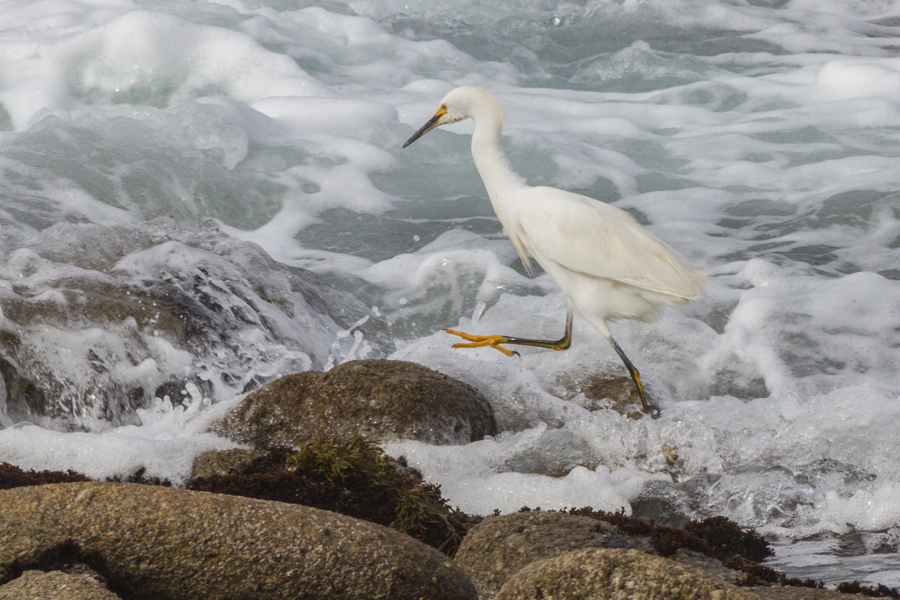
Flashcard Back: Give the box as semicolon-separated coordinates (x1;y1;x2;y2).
403;87;505;148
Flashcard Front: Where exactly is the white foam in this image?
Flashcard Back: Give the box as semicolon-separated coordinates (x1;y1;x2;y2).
384;431;656;515
4;9;331;130
0;394;238;483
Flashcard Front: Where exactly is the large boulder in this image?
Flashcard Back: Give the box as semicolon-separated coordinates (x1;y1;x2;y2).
494;548;756;600
0;516;79;583
213;359;497;447
0;482;477;600
491;547;885;600
456;510;887;600
455;511;647;598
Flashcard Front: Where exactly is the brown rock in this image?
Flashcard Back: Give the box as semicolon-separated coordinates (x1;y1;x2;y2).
0;482;477;600
455;511;647;598
0;570;121;600
671;549;747;588
0;517;79;583
494;548;756;600
190;448;268;479
213;359;497;447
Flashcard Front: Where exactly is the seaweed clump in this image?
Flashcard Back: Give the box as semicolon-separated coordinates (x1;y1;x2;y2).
683;516;773;562
0;462;172;490
561;507;822;592
836;581;900;599
727;559;824;589
564;507;771;562
0;462;90;489
187;434;478;556
106;466;172;487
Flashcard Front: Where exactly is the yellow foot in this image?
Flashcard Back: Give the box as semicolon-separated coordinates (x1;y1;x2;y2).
444;329;519;357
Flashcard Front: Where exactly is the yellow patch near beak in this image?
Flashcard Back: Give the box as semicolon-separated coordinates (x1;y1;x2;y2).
403;104;448;148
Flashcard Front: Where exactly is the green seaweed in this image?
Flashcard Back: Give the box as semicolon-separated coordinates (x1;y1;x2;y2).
189;434;478;556
286;433;393;485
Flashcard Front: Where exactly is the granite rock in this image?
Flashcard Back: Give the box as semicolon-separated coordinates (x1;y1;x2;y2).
0;482;477;600
213;359;497;447
494;547;756;600
455;511;647;598
0;570;121;600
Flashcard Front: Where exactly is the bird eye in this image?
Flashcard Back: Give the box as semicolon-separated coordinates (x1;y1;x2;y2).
441;104;447;110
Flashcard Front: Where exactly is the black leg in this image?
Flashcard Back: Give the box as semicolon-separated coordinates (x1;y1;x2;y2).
504;307;573;351
607;335;659;417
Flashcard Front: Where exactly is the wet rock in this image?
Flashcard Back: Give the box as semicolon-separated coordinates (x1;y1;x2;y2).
0;220;373;429
690;549;895;600
455;511;647;598
213;359;497;447
0;517;79;583
0;482;477;600
494;547;757;600
551;372;646;419
744;587;888;600
190;448;267;479
671;549;747;588
0;570;121;600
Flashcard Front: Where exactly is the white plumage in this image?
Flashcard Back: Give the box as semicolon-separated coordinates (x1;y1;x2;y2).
404;87;705;415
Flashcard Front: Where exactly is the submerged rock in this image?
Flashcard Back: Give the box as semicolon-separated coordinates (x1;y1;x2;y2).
550;371;646;418
0;482;477;600
213;359;497;447
0;220;381;430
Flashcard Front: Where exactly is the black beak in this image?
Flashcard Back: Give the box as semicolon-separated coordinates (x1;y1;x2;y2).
403;112;443;148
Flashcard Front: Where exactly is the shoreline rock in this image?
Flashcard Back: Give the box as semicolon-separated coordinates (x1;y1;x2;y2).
213;359;497;447
0;469;893;600
455;510;647;598
495;547;757;600
0;516;80;584
454;510;891;600
0;482;477;600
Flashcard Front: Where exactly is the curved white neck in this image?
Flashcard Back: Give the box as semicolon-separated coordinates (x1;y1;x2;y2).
470;116;526;228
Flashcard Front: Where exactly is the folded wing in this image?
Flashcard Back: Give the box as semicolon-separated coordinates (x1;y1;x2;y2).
513;187;705;302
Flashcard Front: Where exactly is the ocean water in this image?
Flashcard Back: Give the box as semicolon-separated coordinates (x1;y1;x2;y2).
1;0;900;587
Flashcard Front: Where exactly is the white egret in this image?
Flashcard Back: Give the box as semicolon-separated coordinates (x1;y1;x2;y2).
403;87;705;415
